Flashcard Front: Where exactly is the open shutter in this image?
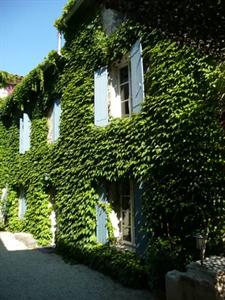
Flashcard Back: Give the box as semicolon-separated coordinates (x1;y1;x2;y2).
21;192;27;218
94;67;108;126
96;186;108;244
23;113;31;152
53;99;61;141
130;40;144;113
134;182;148;256
19;117;24;154
19;189;26;219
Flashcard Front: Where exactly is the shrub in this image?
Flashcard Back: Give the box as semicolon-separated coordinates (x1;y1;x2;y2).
57;242;148;288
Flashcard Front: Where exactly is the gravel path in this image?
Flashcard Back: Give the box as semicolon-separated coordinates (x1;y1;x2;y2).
0;232;154;300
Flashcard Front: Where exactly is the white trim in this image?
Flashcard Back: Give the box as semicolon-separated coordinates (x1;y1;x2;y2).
109;56;132;118
118;64;131;117
119;181;135;246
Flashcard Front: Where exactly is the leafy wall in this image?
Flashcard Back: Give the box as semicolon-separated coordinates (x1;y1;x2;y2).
1;1;225;288
0;71;22;89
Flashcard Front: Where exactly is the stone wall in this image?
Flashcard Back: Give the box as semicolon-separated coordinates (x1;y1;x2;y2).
166;257;225;300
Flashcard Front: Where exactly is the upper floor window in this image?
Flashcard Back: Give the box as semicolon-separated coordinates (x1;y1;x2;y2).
19;112;31;154
119;65;131;116
47;99;61;143
94;39;144;126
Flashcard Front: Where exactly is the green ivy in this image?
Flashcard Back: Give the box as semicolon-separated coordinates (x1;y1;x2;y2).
0;71;22;89
1;4;225;289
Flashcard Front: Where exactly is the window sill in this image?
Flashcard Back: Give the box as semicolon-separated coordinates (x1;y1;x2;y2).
114;240;136;253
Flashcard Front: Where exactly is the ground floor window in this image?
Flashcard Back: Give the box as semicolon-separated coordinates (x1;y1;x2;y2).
18;188;26;219
107;181;135;247
119;182;134;244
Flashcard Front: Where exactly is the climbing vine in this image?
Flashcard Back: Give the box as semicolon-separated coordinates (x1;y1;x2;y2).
1;1;225;288
0;71;22;89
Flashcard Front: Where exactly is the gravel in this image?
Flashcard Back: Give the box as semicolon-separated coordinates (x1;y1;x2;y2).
0;232;154;300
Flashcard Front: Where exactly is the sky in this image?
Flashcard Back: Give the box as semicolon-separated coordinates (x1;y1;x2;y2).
0;0;68;76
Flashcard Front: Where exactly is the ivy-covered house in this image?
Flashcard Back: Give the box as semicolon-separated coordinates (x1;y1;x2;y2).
1;0;225;288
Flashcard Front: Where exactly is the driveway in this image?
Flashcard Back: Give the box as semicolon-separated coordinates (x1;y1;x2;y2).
0;232;154;300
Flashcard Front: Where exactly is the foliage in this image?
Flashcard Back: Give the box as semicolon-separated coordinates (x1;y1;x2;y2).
7;190;23;232
0;51;64;119
147;237;184;290
101;0;225;59
97;200;115;243
54;0;76;31
0;62;62;245
141;40;225;253
1;2;225;289
57;242;148;288
0;71;22;89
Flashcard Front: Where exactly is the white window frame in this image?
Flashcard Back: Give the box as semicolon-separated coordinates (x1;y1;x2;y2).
118;63;132;117
109;55;132;119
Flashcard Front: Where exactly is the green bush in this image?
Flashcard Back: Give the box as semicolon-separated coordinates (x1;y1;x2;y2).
147;237;185;290
57;242;148;288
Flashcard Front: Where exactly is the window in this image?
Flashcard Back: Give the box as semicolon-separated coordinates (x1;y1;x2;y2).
108;181;135;246
108;57;132;118
47;99;61;143
119;65;131;116
19;113;31;154
18;188;26;219
96;181;147;254
94;39;144;126
119;182;134;245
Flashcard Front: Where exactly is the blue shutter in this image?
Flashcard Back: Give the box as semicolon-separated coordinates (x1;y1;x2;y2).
96;186;108;244
23;113;31;152
130;40;144;113
94;67;108;126
134;182;148;256
53;99;61;141
21;192;27;218
19;189;26;219
19;117;24;154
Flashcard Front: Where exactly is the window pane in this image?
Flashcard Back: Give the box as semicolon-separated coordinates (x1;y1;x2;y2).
122;210;131;227
120;66;128;84
121;101;130;115
121;196;130;210
121;182;130;195
120;83;129;101
123;227;131;242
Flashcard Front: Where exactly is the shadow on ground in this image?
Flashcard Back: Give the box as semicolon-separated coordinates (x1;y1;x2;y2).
0;234;154;300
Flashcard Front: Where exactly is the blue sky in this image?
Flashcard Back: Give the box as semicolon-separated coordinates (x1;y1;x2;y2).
0;0;67;76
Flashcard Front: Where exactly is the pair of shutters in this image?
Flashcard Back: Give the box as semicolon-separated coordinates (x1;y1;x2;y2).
19;113;31;154
96;182;148;255
52;99;61;142
94;39;145;126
